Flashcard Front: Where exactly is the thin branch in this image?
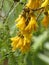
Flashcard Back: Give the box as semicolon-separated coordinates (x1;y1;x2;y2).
31;7;44;11
0;0;4;19
3;2;14;23
3;2;20;24
36;9;44;21
32;4;49;11
0;0;4;10
0;51;14;63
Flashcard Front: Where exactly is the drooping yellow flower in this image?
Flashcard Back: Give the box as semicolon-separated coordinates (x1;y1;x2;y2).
11;36;20;42
11;36;20;51
20;44;30;53
48;10;49;14
16;16;26;31
20;40;30;53
11;36;24;51
11;35;31;53
41;0;48;8
23;33;32;41
15;15;22;22
23;36;30;46
35;0;41;8
26;0;41;9
16;38;23;49
25;16;38;32
19;34;32;53
41;15;49;28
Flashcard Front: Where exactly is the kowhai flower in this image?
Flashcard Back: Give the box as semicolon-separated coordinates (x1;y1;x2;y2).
11;35;31;53
25;16;38;32
11;36;23;51
41;0;48;8
26;0;41;9
11;0;42;53
11;36;20;51
41;15;49;28
16;16;26;31
20;37;31;53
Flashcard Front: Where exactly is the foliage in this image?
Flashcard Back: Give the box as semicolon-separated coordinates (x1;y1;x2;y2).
0;0;49;65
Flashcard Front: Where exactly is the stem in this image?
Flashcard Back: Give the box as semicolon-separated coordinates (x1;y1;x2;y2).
32;7;44;11
0;51;14;63
3;2;20;24
36;9;44;21
0;0;4;10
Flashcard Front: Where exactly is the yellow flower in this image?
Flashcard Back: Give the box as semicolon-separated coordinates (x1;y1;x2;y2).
25;16;38;32
35;0;41;8
11;36;20;51
23;36;30;46
23;33;32;41
19;35;32;53
11;35;31;53
11;36;23;51
41;0;48;8
41;15;49;28
11;36;20;48
12;42;17;51
16;16;26;31
48;10;49;14
11;36;20;42
20;43;30;53
26;0;41;9
15;15;22;22
11;32;32;53
16;38;23;49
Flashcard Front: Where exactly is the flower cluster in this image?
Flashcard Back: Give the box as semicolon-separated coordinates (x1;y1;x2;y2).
11;0;49;53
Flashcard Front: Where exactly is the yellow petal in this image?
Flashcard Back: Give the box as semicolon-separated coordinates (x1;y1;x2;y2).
11;36;20;41
20;44;30;53
41;0;48;8
48;10;49;14
41;15;49;28
23;37;30;46
25;17;38;32
26;0;41;9
15;15;22;22
16;38;23;48
16;17;26;30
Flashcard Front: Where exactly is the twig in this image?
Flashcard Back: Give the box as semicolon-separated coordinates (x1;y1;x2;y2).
31;7;44;11
36;9;44;21
0;0;4;10
3;2;14;23
0;51;14;63
3;2;20;24
0;0;4;19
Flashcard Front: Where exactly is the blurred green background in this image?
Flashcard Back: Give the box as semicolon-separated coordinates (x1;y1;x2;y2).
0;0;49;65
